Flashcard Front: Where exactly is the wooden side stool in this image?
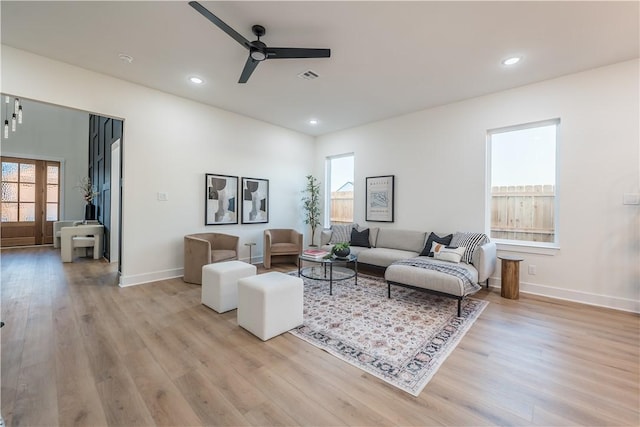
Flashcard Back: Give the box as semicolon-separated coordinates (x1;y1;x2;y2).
498;255;524;300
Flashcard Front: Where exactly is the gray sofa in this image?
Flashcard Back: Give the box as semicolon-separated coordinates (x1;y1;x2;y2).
321;226;497;316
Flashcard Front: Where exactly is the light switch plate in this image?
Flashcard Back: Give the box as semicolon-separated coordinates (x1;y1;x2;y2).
157;192;168;201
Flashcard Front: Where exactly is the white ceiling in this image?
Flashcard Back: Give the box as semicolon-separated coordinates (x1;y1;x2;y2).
1;1;638;136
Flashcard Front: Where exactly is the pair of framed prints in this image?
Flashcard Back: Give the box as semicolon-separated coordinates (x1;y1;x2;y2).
205;174;268;225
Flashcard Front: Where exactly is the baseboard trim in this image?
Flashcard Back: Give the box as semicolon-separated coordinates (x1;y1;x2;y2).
119;268;184;287
488;277;639;313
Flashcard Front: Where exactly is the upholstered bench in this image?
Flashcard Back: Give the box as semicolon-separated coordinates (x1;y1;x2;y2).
201;261;257;313
237;272;303;341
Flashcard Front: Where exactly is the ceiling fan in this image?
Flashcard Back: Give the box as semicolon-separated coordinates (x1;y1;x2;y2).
189;1;331;83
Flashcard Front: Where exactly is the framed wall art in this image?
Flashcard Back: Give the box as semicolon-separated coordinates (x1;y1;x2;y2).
365;175;395;222
205;173;238;225
241;177;269;224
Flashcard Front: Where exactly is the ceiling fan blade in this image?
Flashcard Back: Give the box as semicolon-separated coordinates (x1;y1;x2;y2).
266;47;331;59
189;1;250;49
238;56;260;83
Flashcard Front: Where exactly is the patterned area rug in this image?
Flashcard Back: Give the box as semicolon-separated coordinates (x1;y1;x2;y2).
288;272;488;396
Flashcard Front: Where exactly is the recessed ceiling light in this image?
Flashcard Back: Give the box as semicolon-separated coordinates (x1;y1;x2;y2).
309;119;318;125
502;56;521;66
189;76;204;84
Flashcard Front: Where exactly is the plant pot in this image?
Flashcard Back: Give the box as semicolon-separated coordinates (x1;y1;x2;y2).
85;202;96;220
334;247;350;258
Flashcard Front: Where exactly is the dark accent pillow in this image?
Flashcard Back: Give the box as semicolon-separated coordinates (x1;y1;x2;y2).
420;232;453;257
350;228;371;248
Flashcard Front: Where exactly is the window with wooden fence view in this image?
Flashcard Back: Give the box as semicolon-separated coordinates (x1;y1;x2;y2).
326;154;354;226
489;120;558;244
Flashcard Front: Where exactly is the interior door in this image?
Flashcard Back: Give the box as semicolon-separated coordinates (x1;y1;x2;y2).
1;157;60;246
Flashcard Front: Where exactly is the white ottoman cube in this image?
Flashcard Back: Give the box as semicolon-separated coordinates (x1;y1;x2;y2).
237;272;304;341
202;261;257;313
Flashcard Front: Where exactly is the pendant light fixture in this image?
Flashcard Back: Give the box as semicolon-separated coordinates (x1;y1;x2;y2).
2;95;24;139
3;96;9;139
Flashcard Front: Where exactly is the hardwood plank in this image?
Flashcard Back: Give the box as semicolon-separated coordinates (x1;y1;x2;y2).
124;348;203;426
173;368;251;426
94;364;156;426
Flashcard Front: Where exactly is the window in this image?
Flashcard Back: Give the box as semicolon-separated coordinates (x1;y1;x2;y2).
325;154;354;227
488;119;559;245
1;158;59;222
46;164;60;221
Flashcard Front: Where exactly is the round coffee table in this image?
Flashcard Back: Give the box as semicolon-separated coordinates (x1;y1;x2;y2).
298;253;358;295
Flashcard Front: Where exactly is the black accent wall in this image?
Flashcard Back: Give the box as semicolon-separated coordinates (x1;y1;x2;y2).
89;114;123;261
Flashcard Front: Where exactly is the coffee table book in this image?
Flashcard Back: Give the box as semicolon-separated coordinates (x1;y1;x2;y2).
302;249;330;260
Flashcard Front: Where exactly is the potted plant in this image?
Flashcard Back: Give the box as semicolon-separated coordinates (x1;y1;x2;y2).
331;242;351;258
302;175;321;246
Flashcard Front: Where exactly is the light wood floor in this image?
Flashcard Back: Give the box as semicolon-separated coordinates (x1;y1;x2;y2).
1;246;638;426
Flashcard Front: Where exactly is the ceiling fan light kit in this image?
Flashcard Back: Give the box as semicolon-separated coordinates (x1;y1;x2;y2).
189;1;331;83
502;56;522;66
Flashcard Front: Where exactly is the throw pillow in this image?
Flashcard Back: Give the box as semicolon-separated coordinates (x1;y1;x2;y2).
350;228;371;248
450;232;489;264
420;232;453;257
329;223;357;244
433;246;466;263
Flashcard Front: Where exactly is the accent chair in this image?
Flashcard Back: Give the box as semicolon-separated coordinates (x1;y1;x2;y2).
263;228;303;269
183;232;239;284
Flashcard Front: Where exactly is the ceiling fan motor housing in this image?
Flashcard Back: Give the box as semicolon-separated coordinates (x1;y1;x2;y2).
250;40;268;61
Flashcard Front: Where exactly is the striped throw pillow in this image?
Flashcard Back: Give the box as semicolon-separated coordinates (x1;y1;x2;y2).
450;232;489;264
329;223;357;244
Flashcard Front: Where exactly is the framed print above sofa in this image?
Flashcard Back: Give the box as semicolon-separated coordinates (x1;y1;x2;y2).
205;173;238;225
366;175;394;222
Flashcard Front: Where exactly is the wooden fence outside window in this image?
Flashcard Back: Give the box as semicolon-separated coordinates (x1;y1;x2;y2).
330;191;354;225
491;184;555;243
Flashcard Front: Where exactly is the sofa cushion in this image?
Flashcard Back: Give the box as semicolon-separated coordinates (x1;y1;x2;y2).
270;242;300;254
420;232;453;257
450;232;489;264
350;228;371;247
329;223;357;244
385;258;479;297
320;229;333;246
375;228;426;253
366;227;379;247
357;248;420;268
211;249;237;262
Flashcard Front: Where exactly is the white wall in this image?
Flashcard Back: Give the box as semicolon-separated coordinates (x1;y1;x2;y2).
0;98;89;220
1;46;315;285
317;59;640;312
